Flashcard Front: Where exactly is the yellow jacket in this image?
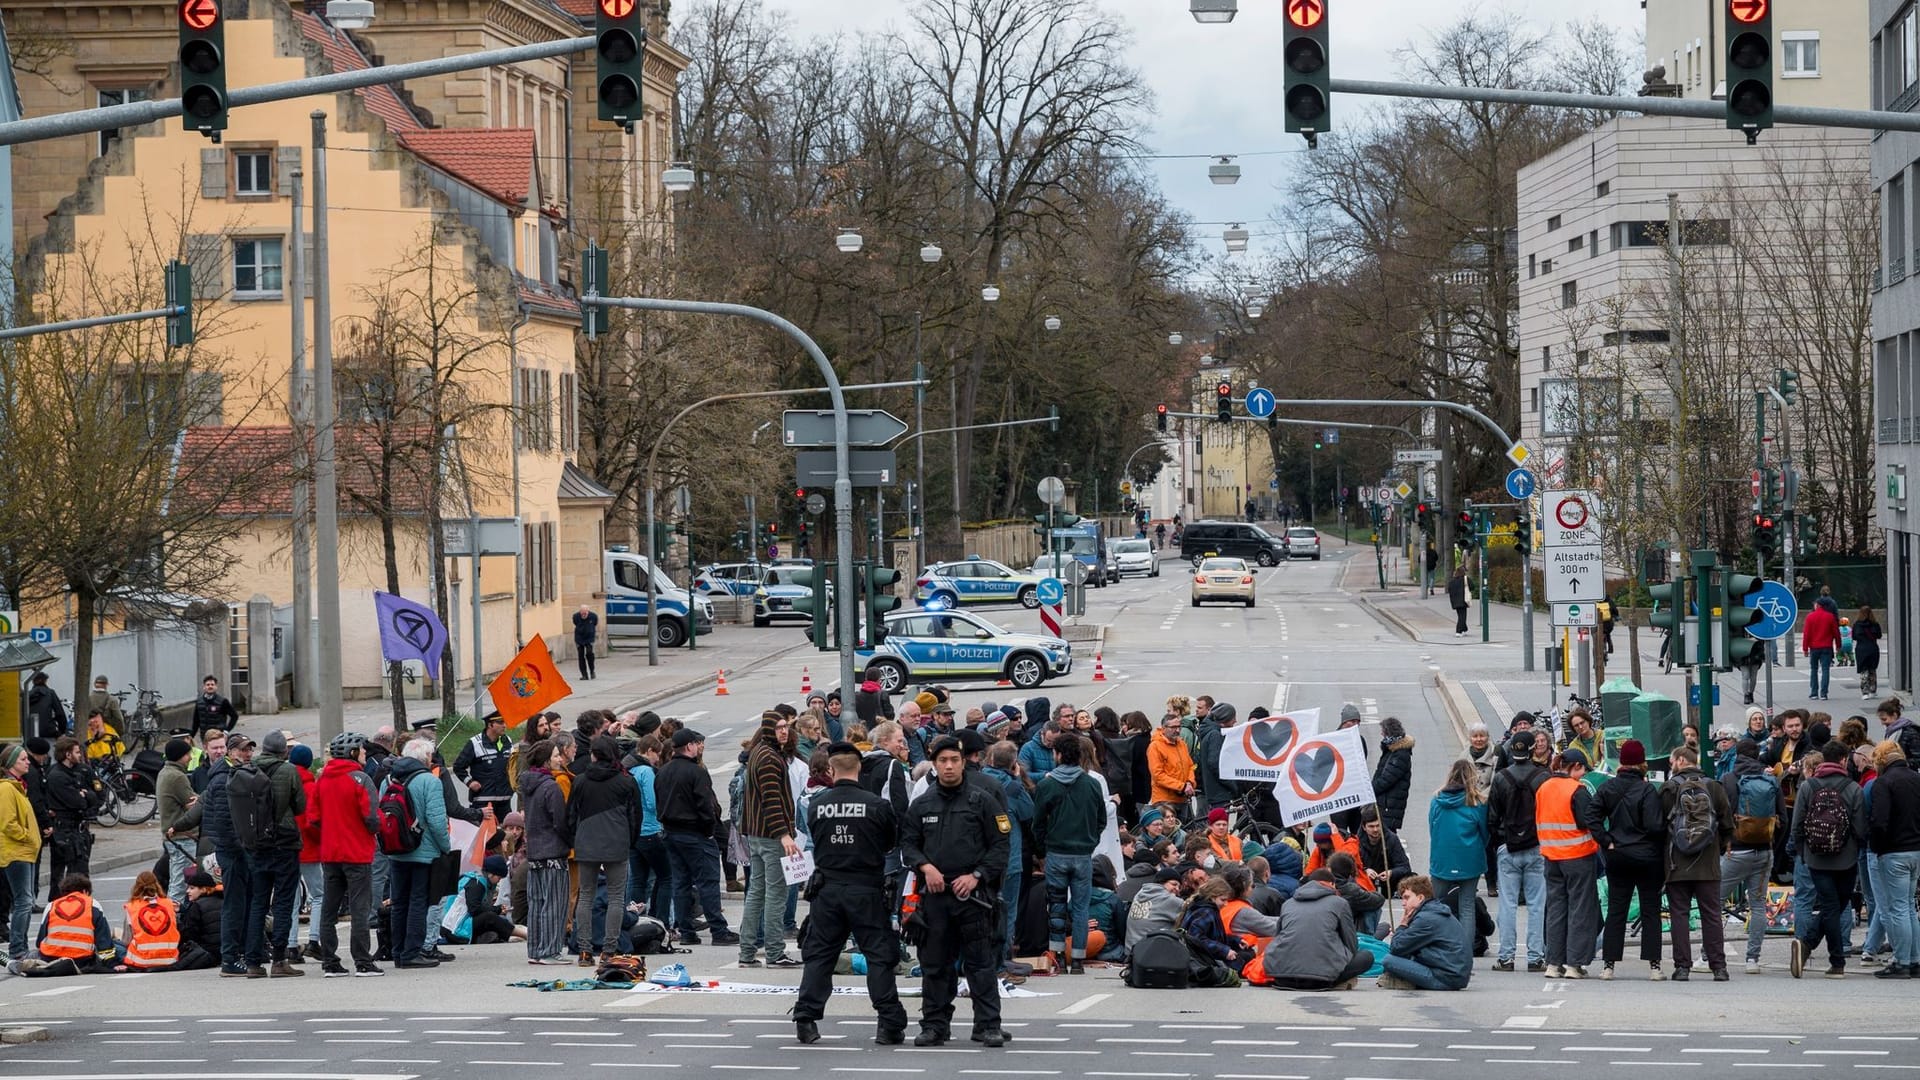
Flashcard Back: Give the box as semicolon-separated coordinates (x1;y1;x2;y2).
0;776;41;864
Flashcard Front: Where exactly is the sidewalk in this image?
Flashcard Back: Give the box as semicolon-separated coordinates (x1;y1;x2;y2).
86;625;810;876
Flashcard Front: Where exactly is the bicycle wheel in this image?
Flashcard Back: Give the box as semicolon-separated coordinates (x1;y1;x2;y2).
115;785;157;825
92;789;121;828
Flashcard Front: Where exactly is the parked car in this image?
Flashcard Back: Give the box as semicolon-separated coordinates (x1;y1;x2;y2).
1191;556;1257;608
1178;520;1289;567
915;558;1045;608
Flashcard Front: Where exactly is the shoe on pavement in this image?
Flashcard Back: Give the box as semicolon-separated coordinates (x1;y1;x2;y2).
282;951;305;966
1600;963;1614;981
303;941;327;962
321;961;351;978
1527;961;1548;973
1671;967;1690;982
998;967;1028;984
1491;959;1514;972
1544;965;1565;978
738;957;762;967
395;957;440;969
796;1020;821;1045
1877;964;1915;980
1712;968;1730;982
1648;963;1665;982
769;956;802;968
675;934;701;947
354;962;385;977
725;882;746;893
1004;958;1034;976
1565;965;1588;980
1068;959;1085;975
1377;973;1417;989
711;931;741;946
914;1030;949;1047
245;965;268;979
1790;938;1805;979
424;948;456;963
972;1029;1008;1048
875;1027;906;1045
1333;976;1359;990
578;954;598;968
1861;952;1886;966
1825;966;1846;979
219;965;250;978
1745;961;1764;975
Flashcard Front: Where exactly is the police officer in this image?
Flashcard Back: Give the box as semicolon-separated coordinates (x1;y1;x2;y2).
793;742;906;1046
901;735;1011;1048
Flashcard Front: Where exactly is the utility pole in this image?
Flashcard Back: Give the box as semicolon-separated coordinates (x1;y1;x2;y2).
288;165;313;711
1667;193;1689;596
311;112;344;740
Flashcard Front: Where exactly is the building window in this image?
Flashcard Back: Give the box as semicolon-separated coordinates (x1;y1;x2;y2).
522;520;557;605
233;150;273;196
1568;236;1584;253
1541;345;1552;370
1547;214;1562;232
97;88;152;156
1530;386;1540;414
516;368;553;452
1528;254;1537;279
232;238;284;297
559;372;577;454
1782;32;1821;78
1541;258;1554;274
1561;281;1578;309
1596;181;1611;197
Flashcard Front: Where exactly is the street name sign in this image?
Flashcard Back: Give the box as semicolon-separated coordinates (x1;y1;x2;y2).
795;450;896;488
1394;449;1443;464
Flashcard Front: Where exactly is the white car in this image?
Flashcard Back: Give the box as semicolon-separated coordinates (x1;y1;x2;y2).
1109;538;1160;577
1191;556;1256;607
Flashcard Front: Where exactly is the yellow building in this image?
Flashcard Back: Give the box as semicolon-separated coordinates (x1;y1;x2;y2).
18;2;635;697
1189;361;1276;520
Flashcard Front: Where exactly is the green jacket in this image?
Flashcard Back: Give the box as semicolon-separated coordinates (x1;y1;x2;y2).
158;760;201;839
254;751;308;851
1032;766;1106;857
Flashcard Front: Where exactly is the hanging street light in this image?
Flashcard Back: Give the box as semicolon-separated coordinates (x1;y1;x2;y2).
1169;332;1184;346
1044;314;1062;332
1224;225;1249;254
1248;300;1266;319
1190;0;1237;24
1208;156;1241;185
661;163;695;193
835;229;864;253
982;284;1001;302
920;243;942;263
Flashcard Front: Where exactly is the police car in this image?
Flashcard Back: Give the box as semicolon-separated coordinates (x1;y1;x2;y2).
913;557;1044;609
856;609;1071;692
752;564;833;627
693;562;764;598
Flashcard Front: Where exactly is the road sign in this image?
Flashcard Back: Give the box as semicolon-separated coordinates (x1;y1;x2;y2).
1358;488;1373;506
1506;442;1533;467
1394;449;1443;464
1286;0;1324;29
804;492;827;516
796;450;896;488
1746;579;1798;641
1551;602;1597;627
0;610;16;634
29;627;51;644
1244;387;1276;418
1544;545;1604;604
1036;577;1064;606
1119;480;1133;495
1729;0;1766;23
1323;428;1339;445
1504;468;1536;500
1543;490;1601;547
181;0;219;31
1689;684;1723;707
1037;475;1066;505
1040;602;1063;637
1375;485;1393;504
1269;479;1279;490
781;409;908;448
1394;481;1413;499
442;517;523;556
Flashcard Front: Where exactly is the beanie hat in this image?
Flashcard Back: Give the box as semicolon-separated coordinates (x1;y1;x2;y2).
955;729;986;756
1339;703;1362;723
1154;866;1184;884
1312;821;1334;846
1138;806;1165;829
262;730;289;755
288;744;314;769
0;745;21;771
502;811;525;830
1618;739;1647;768
165;738;194;762
982;714;1013;739
915;691;939;713
185;867;217;889
1206;807;1228;825
483;854;510;877
23;737;50;756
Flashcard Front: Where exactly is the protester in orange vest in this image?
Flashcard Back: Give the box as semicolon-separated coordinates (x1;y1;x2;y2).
1203;808;1245;864
1535;748;1601;979
16;873;116;976
1216;864;1281;984
1303;821;1375;893
119;870;183;972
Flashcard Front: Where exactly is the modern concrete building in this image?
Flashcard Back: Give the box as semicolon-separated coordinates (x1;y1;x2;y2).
1872;0;1920;692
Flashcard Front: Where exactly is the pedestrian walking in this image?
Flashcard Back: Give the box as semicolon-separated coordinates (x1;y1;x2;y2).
1854;607;1884;698
156;738;201;909
190;675;237;739
1536;748;1600;978
1788;743;1868;978
793;740;908;1045
1447;565;1469;636
1661;745;1733;981
1803;597;1839;700
312;732;381;977
1427;758;1489;946
572;605;599;681
901;736;1010;1047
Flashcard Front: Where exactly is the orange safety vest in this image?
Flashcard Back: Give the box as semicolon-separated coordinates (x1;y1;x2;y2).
1303;832;1376;893
40;893;97;959
1536;776;1599;860
1218;898;1273;985
122;897;181;969
1208;833;1244;864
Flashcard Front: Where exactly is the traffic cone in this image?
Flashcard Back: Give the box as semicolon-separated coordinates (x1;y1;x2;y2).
1093;654;1108;682
996;676;1013;687
800;666;812;696
714;669;730;696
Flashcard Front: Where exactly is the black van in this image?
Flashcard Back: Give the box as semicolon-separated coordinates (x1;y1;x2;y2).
1179;520;1289;567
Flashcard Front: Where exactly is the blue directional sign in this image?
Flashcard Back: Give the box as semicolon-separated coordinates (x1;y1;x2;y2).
1746;579;1798;641
1244;387;1276;419
1504;468;1537;500
1036;577;1064;606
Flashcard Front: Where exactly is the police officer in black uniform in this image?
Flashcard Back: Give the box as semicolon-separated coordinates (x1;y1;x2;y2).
901;734;1011;1048
794;742;907;1046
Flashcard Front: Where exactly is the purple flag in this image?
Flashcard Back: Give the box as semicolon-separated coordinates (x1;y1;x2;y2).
374;591;448;670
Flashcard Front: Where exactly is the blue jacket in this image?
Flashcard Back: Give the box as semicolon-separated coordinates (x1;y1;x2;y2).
629;762;661;837
387;757;450;864
1019;736;1056;781
1264;837;1304;899
1392;896;1473;989
984;765;1034;869
1427;786;1490;880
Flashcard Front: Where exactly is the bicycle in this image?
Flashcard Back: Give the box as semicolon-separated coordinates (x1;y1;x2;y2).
1225;796;1287;851
90;753;158;827
123;684;163;755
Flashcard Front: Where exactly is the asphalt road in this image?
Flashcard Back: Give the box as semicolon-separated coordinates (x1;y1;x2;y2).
11;536;1920;1072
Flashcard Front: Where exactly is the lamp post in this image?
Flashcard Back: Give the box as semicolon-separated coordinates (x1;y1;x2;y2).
662;163;694;193
981;284;1000;302
835;229;863;253
1208;156;1240;184
1190;0;1237;23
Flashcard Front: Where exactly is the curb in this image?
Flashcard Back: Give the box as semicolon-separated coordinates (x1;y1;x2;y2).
1356;595;1423;642
611;638;816;715
1432;673;1475;749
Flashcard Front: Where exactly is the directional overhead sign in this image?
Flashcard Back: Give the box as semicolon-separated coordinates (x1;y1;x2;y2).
1243;387;1276;418
782;409;909;448
795;450;896;488
1746;579;1798;641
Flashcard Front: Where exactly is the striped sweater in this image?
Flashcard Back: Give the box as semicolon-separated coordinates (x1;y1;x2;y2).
742;733;795;840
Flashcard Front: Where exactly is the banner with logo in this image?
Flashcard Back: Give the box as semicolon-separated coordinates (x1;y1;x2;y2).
487;636;572;728
1269;724;1375;827
1216;708;1320;783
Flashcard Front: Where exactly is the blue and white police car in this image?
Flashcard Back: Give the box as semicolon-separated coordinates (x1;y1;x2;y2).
855;608;1071;692
752;564;833;627
913;557;1045;609
604;549;715;648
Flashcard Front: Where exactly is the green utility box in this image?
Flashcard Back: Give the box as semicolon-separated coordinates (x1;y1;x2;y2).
1630;689;1684;761
1599;677;1640;731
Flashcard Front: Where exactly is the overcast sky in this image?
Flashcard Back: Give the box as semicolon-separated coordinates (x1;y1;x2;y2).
754;0;1647;270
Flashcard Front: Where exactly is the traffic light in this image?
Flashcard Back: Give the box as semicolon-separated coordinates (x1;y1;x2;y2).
1457;508;1474;541
1415;501;1432;530
1513;514;1532;557
1156;403;1168;433
791;565;832;650
1216;382;1232;423
1777;367;1800;407
164;259;193;348
178;0;228;138
1282;0;1330;144
1724;0;1772;138
1798;515;1819;558
1752;512;1779;559
865;565;902;644
1722;571;1764;669
794;487;807;502
580;243;609;336
1649;580;1688;667
796;522;809;548
595;0;647;126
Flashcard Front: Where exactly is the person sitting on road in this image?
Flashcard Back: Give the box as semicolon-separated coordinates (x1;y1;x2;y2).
178;865;224;961
1378;875;1472;991
12;873;116;976
1327;852;1387;937
1262;869;1371;991
1305;821;1374;892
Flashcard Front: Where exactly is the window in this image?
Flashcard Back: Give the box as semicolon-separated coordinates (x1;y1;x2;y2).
1600;329;1672;346
233;150;272;196
1589;230;1599;257
1547;214;1562;232
522;521;557;604
97;88;151;156
1782;32;1821;78
1892;173;1910;283
1568;236;1584;253
1540;378;1622;437
1596;181;1610;197
1541;345;1552;370
1610;219;1729;249
1528;254;1537;279
516;368;553;451
559;372;577;454
1541;258;1554;274
232;238;284;297
1530;386;1540;413
1561;281;1578;309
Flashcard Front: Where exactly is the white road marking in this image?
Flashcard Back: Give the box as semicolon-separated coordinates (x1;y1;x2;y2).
587;1065;676;1070
25;984;92;996
1449;1045;1535;1051
1502;1016;1547;1029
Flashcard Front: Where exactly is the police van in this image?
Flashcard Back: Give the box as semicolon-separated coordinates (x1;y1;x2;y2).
604;547;716;648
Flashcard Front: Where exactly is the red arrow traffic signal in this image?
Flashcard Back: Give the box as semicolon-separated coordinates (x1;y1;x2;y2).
1286;0;1324;29
1729;0;1766;24
180;0;218;31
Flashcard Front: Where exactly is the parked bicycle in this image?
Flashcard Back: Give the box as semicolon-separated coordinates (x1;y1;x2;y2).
122;683;163;755
90;752;158;827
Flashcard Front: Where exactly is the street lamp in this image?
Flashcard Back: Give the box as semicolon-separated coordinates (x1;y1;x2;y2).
920;243;942;263
1190;0;1236;23
835;229;864;254
1044;314;1062;332
326;0;374;28
982;284;1001;302
1208;156;1241;185
1224;225;1249;254
1169;332;1183;346
1248;300;1265;319
662;163;695;193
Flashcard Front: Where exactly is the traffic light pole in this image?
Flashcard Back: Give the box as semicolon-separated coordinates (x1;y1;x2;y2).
1694;550;1718;744
0;304;186;341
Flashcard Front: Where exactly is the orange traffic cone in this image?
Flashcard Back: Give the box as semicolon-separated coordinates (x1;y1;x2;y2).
996;677;1013;687
800;666;812;696
714;669;730;696
1093;654;1108;682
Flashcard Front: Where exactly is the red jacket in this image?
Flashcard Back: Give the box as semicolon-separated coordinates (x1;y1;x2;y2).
311;757;377;864
296;765;323;862
1803;604;1839;652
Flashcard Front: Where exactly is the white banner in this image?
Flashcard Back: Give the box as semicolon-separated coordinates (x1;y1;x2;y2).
1270;725;1376;827
1216;708;1321;783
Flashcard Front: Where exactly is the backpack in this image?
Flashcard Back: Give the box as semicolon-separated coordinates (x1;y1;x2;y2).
376;775;424;855
227;761;283;851
1123;928;1193;989
1802;783;1853;856
1667;774;1716;858
1732;772;1779;846
727;766;747;825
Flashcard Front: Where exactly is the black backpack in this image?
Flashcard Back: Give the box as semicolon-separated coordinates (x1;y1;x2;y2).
227;761;283;851
1123;929;1194;989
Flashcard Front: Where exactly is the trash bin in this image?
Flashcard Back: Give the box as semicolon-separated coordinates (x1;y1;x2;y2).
1629;689;1683;762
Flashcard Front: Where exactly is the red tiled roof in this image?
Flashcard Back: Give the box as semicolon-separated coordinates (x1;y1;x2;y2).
397;128;538;206
289;10;424;134
548;0;594;18
518;277;580;315
179;426;432;516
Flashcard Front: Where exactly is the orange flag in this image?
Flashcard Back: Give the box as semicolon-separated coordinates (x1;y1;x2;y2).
488;636;573;729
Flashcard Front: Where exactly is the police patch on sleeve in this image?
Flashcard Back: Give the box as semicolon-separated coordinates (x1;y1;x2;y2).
996;813;1011;834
